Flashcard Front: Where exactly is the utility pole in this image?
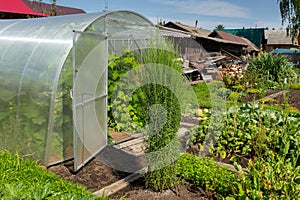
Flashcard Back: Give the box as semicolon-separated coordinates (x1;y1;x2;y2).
104;0;109;11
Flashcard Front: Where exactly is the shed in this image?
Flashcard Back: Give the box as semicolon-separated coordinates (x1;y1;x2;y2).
0;10;154;171
264;30;300;52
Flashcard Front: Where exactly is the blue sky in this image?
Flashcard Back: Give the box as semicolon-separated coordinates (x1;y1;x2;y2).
43;0;285;30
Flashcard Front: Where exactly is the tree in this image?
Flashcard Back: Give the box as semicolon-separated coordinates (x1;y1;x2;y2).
214;24;225;31
34;0;57;16
277;0;300;38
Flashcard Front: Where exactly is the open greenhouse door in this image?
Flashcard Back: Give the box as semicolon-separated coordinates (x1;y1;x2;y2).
73;31;108;171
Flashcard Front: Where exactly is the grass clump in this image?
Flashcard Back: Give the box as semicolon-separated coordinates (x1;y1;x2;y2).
0;150;105;200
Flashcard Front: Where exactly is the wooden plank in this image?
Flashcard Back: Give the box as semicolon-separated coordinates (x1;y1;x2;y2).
93;172;141;197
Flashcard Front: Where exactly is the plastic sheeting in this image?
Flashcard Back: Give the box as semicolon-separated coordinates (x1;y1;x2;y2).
0;10;153;171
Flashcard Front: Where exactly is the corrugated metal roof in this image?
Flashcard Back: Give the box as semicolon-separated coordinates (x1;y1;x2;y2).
159;26;191;38
212;30;247;44
164;21;211;36
222;28;264;48
210;31;259;51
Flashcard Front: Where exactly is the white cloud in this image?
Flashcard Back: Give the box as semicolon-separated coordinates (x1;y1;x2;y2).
150;0;250;18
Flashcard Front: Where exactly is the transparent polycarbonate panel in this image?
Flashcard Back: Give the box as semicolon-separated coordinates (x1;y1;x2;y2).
0;40;70;163
49;54;74;165
73;32;107;171
0;12;105;41
107;27;155;55
75;97;107;169
88;11;153;37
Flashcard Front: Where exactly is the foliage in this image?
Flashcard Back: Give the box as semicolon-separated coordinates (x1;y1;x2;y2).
107;49;141;133
176;153;240;197
192;83;212;108
289;83;300;90
245;53;296;89
188;102;300;199
142;37;182;192
233;157;300;199
0;150;106;200
214;24;225;31
189;103;300;159
277;0;300;39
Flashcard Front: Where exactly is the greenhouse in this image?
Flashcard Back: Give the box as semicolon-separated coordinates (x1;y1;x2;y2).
0;10;154;171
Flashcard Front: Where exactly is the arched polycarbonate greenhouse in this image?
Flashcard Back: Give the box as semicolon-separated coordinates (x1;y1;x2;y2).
0;10;155;171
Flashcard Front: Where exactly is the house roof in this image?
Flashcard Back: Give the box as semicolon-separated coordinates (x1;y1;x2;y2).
23;0;85;15
222;28;265;48
159;26;191;38
264;30;296;45
197;34;247;46
241;37;260;52
164;21;211;36
209;30;259;52
0;0;48;16
210;30;247;45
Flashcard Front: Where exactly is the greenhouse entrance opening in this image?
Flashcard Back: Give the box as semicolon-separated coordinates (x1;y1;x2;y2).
73;31;108;171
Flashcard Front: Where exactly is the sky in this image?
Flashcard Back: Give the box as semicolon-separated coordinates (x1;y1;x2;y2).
43;0;286;31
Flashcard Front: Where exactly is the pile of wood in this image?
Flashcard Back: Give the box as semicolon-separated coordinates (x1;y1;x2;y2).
219;63;244;79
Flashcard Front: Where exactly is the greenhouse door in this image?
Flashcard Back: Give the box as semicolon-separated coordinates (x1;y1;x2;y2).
73;31;108;171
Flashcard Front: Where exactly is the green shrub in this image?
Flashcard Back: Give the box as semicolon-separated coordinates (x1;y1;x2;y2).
141;38;182;192
247;53;289;83
176;153;240;197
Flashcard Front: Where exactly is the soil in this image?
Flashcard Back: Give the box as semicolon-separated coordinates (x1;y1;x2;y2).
47;89;300;199
48;158;217;200
243;89;300;111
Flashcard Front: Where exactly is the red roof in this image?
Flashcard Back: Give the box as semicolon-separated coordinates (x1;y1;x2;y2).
210;30;259;52
214;30;248;45
23;0;85;15
0;0;48;16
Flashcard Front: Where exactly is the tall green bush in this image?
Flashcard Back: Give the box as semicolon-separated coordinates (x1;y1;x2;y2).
141;38;182;191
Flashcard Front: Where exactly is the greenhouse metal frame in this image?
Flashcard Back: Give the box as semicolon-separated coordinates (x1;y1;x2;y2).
0;10;154;171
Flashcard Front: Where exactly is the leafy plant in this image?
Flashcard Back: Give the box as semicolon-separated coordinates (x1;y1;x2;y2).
233;157;300;199
176;153;240;197
107;49;141;133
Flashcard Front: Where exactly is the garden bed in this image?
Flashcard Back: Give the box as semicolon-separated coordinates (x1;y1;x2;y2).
47;88;300;199
48;158;217;200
